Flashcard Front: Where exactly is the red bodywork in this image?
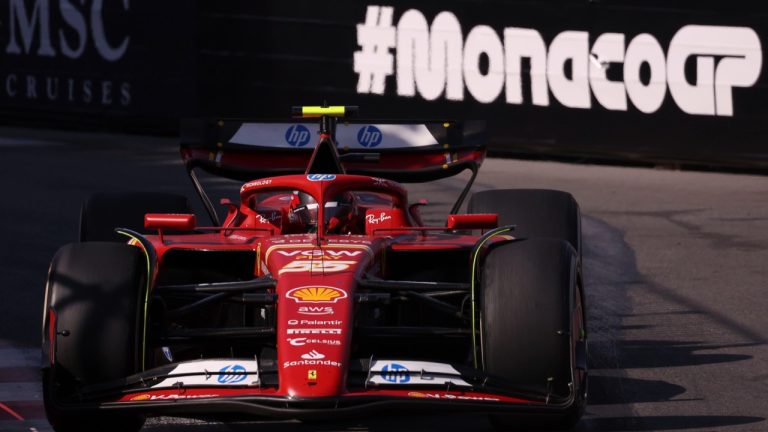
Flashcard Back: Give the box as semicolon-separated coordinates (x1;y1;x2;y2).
127;174;497;402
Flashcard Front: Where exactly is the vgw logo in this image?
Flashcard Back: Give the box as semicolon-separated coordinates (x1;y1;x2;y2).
217;364;247;384
285;124;311;147
381;363;410;383
357;125;383;147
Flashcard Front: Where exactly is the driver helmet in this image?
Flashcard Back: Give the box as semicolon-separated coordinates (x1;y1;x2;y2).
291;191;319;228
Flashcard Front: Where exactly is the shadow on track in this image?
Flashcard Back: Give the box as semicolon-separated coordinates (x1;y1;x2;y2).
583;415;766;431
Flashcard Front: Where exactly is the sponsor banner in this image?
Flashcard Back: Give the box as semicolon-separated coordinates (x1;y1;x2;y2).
368;360;471;387
205;2;768;169
354;6;761;118
3;2;768;168
0;0;195;124
150;359;259;388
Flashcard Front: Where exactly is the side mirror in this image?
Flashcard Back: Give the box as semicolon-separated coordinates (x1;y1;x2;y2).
144;213;196;231
446;214;497;230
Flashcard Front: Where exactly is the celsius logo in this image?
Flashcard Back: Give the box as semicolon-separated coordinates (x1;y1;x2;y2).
357;125;383;147
217;364;247;384
285;124;311;147
353;6;763;117
381;363;410;383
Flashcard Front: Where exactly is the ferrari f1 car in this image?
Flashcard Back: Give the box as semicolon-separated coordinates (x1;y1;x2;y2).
42;106;587;431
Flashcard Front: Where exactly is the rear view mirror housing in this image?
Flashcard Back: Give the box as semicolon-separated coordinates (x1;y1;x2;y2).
144;213;197;231
446;214;498;230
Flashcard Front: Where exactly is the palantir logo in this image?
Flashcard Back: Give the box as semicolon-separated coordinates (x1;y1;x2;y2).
218;364;247;384
357;125;383;148
285;124;311;147
381;363;410;383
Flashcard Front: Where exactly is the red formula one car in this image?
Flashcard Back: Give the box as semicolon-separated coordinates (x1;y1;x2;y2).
41;106;587;431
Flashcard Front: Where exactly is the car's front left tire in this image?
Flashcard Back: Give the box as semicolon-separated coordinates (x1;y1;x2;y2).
480;238;586;431
42;242;147;432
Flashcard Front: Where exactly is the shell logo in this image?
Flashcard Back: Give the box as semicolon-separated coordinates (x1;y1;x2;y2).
130;394;151;401
286;286;348;303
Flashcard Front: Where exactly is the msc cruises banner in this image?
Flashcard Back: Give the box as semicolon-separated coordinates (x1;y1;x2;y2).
0;0;195;128
1;1;767;168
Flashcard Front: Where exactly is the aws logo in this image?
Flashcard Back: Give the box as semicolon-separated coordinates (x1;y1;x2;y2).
286;286;348;303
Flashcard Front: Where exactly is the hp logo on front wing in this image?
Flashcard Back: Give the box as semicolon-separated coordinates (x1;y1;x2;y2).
381;363;410;383
218;364;247;384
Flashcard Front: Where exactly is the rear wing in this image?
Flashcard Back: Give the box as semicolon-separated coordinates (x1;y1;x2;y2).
180;119;486;183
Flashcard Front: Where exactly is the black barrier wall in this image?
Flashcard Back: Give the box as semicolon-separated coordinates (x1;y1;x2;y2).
2;1;767;168
0;0;196;130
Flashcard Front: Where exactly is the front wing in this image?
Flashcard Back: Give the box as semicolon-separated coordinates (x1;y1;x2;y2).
48;358;579;420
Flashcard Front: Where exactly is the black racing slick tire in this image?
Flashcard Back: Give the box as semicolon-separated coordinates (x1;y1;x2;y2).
467;189;581;255
481;238;586;431
80;192;191;242
42;242;146;432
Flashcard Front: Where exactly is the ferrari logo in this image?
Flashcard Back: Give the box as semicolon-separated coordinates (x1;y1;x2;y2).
308;370;317;380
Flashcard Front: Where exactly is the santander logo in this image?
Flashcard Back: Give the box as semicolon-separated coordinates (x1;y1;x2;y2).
301;350;326;360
